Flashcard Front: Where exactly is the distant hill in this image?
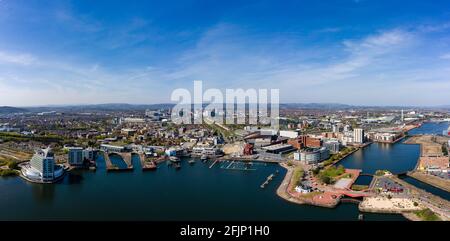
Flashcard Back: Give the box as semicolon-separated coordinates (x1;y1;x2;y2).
280;103;353;109
18;102;450;113
26;103;175;112
0;106;28;114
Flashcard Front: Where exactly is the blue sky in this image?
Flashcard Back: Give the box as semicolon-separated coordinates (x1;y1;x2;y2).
1;0;450;106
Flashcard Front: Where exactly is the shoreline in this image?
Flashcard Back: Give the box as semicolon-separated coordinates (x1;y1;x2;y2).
275;163;450;221
276;163;339;208
402;133;450;192
390;175;450;220
406;171;450;193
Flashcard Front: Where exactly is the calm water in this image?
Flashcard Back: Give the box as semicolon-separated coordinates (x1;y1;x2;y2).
339;140;419;175
339;122;450;200
409;121;449;135
1;122;447;221
399;176;450;200
0;155;403;221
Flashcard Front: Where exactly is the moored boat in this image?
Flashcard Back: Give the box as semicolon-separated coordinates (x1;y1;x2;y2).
169;156;180;162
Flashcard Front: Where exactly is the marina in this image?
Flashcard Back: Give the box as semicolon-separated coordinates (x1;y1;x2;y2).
0;122;448;221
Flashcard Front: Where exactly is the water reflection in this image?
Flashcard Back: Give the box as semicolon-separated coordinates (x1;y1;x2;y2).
31;183;55;203
109;154;128;169
64;172;84;185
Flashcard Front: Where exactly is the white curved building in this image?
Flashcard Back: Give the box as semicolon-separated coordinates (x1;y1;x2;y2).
21;147;64;183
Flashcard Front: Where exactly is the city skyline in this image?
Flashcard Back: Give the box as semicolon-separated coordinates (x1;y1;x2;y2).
1;0;450;106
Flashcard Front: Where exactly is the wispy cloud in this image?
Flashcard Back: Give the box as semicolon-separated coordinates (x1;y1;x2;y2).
0;51;35;65
440;53;450;59
1;12;450;106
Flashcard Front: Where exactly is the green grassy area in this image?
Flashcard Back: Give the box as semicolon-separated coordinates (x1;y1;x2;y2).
318;165;345;184
413;208;441;221
322;147;356;166
109;141;132;146
291;166;304;191
375;170;391;176
204;123;234;139
0;157;19;169
0;157;19;177
0;132;64;144
0;169;18;177
351;184;369;191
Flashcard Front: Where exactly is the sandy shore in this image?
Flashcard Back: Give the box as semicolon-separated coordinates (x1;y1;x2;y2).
359;196;422;213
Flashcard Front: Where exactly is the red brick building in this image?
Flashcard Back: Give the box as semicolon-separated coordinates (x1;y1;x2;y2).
288;135;322;149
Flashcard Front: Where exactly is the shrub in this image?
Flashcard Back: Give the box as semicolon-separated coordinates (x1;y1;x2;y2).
414;209;441;221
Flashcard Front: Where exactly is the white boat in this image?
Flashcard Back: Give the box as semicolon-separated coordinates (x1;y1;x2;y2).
169;156;180;162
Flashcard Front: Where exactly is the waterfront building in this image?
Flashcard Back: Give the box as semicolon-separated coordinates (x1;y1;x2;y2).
192;147;223;157
295;185;311;194
323;140;340;153
353;128;365;144
68;147;84;166
244;132;275;148
288;138;304;149
165;147;187;157
302;136;322;148
261;143;295;154
83;147;95;161
294;147;330;164
100;144;128;153
279;130;299;139
21;147;64;182
371;132;401;143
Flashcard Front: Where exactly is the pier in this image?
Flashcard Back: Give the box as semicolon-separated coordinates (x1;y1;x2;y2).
102;151;133;171
260;173;275;188
219;156;284;163
209;159;219;169
137;152;157;170
226;161;234;169
219;160;257;171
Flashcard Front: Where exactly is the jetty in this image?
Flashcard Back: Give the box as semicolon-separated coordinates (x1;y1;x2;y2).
138;153;157;170
102;151;133;171
260;173;275;188
209;159;219;169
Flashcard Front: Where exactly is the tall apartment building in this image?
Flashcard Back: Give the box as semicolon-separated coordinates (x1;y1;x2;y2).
68;147;84;166
68;147;95;166
353;128;365;144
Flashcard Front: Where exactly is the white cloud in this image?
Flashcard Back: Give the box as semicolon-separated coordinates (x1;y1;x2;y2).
0;51;35;65
1;22;450;106
440;53;450;59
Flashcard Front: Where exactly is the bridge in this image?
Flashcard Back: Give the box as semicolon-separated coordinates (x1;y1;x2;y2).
360;173;374;177
340;198;362;204
338;190;373;198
